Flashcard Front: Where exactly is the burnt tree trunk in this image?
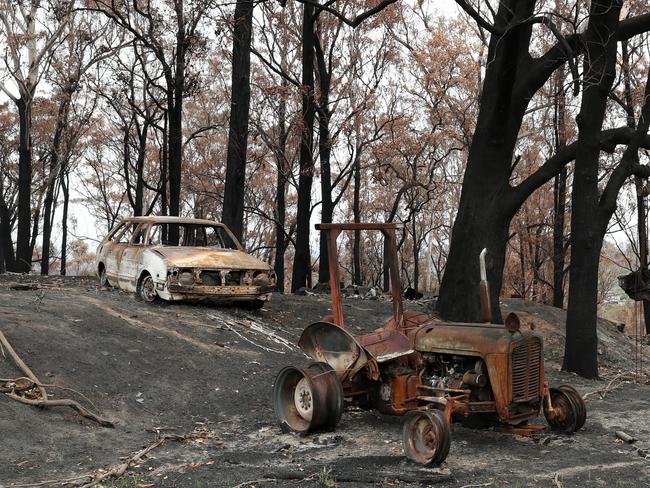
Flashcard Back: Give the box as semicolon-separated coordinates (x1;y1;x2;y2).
41;93;72;274
315;31;334;285
412;218;419;292
16;97;33;273
133;119;150;217
622;40;650;335
166;7;187;245
60;169;70;276
160;112;168;217
353;150;362;286
0;197;15;272
167;92;183;218
291;1;315;292
564;0;622;379
222;0;254;242
437;1;537;323
274;93;288;292
552;72;568;308
436;0;650;324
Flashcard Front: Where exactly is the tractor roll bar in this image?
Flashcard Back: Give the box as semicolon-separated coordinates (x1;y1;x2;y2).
315;223;404;329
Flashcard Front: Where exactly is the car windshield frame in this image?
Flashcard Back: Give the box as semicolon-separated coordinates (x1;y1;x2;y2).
145;222;243;250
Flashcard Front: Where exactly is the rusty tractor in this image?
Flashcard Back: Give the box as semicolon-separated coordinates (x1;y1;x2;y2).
273;223;586;465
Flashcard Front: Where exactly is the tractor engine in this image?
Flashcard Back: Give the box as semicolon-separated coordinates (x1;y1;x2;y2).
421;353;493;402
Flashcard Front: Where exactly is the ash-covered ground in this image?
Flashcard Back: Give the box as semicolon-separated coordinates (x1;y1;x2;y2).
0;275;648;487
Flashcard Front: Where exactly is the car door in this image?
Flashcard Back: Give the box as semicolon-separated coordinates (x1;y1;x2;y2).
103;223;128;286
118;223;147;292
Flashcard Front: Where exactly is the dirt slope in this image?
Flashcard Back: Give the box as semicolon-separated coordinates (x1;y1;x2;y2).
0;276;647;488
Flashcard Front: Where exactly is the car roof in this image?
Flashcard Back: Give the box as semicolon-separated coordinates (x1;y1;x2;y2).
120;216;226;227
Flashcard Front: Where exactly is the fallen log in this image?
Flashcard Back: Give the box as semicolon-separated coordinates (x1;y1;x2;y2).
615;430;637;443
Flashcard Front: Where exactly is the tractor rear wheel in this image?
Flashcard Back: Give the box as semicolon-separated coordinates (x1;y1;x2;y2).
402;410;450;465
273;362;343;433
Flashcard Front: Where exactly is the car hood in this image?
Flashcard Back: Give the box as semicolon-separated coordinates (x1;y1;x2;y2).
150;247;272;271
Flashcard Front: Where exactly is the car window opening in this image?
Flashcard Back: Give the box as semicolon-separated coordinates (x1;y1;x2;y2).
148;223;238;249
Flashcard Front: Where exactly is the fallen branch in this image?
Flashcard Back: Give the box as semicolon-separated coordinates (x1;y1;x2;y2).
582;372;635;400
5;393;114;427
79;437;166;487
0;330;48;400
0;329;113;427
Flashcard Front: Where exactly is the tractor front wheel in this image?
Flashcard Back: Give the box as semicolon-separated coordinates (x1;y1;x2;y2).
402;410;451;465
544;385;586;433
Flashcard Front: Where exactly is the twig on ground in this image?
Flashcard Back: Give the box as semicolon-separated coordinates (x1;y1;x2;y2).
460;483;493;488
79;437;167;487
582;372;635;400
208;314;285;354
8;433;188;487
2;474;90;487
553;473;563;488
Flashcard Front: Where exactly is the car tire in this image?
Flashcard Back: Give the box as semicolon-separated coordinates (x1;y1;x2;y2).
137;273;158;303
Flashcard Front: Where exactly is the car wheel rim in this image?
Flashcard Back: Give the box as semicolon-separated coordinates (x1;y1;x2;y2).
141;277;156;302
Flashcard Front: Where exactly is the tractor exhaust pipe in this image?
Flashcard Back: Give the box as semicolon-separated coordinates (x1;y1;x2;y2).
479;248;492;323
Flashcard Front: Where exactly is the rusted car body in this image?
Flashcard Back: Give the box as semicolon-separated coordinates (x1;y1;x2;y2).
273;223;586;465
96;216;276;306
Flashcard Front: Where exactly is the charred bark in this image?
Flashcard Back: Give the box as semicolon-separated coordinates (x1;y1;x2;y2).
622;40;650;335
41;93;72;274
222;0;254;242
274;95;288;292
437;1;537;323
16;97;32;273
353;151;362;286
166;4;188;244
564;1;622;379
439;1;650;326
60;170;69;276
552;73;568;308
133;120;149;217
315;31;334;285
0;197;15;272
291;2;316;292
167;93;183;222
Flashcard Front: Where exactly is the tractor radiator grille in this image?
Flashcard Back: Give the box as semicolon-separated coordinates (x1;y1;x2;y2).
511;338;542;402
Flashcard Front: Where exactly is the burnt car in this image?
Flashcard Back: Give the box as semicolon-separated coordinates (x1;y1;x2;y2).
273;223;586;465
96;216;276;307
